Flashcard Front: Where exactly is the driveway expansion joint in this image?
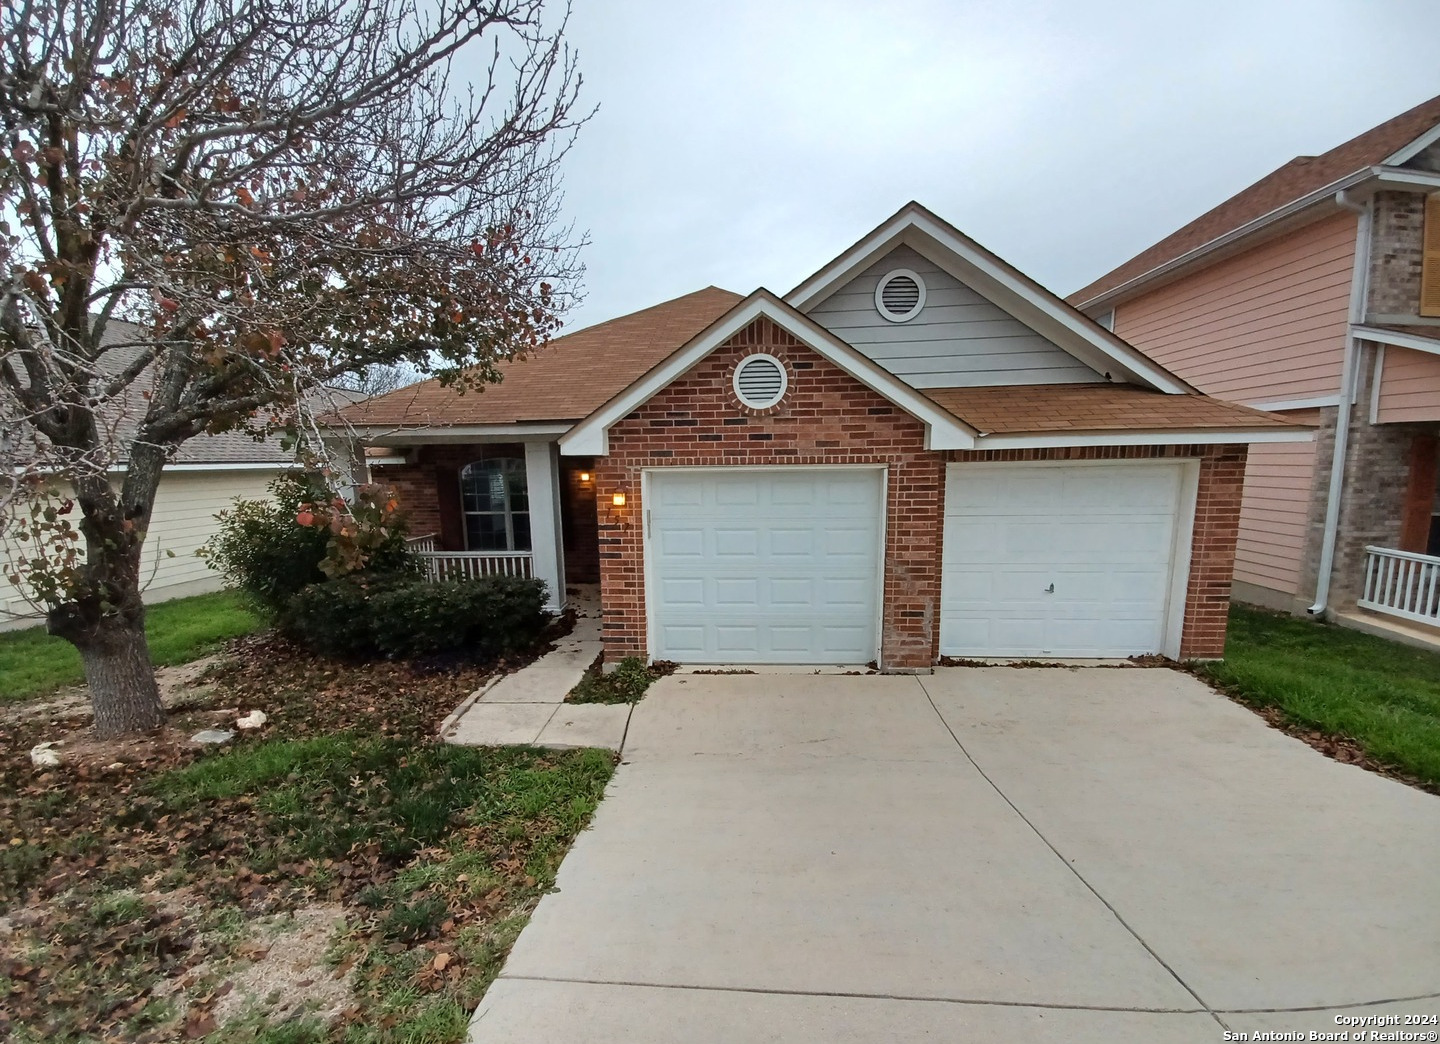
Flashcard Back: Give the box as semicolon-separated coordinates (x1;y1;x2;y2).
913;675;1226;1030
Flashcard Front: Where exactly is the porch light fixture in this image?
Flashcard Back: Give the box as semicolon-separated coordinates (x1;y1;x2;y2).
611;491;626;508
579;471;591;483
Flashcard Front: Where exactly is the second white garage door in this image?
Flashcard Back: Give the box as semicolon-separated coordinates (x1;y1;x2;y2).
940;461;1192;658
647;469;883;664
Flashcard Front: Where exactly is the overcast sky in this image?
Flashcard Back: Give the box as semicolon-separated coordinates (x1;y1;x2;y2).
540;0;1440;328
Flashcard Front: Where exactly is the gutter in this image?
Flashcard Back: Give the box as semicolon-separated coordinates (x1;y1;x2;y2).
1075;166;1440;314
1308;190;1373;617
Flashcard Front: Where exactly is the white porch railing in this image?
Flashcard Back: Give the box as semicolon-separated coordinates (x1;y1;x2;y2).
1358;546;1440;626
405;533;533;581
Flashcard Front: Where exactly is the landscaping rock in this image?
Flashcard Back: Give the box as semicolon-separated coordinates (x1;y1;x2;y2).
191;728;235;745
29;741;62;768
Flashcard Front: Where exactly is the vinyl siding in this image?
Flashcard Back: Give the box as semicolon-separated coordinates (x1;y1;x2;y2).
1113;214;1357;404
1374;345;1440;423
1233;410;1321;596
0;468;278;630
808;245;1103;388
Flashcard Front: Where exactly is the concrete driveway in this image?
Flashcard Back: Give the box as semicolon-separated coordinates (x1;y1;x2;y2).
471;668;1440;1042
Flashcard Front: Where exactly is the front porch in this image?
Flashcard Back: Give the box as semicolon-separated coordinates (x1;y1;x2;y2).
368;441;600;613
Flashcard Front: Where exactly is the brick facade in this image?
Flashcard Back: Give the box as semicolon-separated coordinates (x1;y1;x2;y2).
592;318;1248;666
560;457;600;585
372;443;524;552
946;444;1247;659
1367;191;1428;317
594;318;943;669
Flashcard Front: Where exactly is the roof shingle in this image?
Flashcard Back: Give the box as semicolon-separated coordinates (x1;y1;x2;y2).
924;384;1300;435
338;287;743;429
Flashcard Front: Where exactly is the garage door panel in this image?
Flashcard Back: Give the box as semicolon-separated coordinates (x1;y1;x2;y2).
649;470;882;664
942;463;1184;658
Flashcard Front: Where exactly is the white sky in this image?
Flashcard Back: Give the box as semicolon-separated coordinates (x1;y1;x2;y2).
549;0;1440;327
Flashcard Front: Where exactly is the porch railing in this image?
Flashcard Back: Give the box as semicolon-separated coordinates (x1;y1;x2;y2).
406;533;439;553
1358;546;1440;626
405;533;533;580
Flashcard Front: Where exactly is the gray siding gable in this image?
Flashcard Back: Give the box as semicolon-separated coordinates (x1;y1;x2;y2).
807;245;1105;388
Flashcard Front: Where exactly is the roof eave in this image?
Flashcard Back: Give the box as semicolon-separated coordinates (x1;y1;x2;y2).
973;427;1314;450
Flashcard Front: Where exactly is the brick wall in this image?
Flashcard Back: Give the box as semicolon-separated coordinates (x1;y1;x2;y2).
1367;191;1427;317
945;444;1247;659
560;457;599;585
594;317;943;669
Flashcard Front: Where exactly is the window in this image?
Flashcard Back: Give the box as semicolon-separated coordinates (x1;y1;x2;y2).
460;458;530;551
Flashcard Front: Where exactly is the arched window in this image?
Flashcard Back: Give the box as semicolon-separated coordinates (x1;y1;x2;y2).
460;458;530;551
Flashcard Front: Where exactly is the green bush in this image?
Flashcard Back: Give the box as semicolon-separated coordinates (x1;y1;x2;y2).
202;473;416;618
283;574;548;660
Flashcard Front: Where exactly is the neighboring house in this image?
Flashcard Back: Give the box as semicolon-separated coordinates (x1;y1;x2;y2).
1069;93;1440;639
333;203;1304;670
0;321;368;632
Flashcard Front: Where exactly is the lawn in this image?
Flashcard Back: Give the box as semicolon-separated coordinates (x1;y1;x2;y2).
0;630;613;1043
0;590;260;701
1199;605;1440;790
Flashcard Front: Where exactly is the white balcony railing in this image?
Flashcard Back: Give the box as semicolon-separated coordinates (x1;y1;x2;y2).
405;533;533;580
406;533;439;553
1358;546;1440;626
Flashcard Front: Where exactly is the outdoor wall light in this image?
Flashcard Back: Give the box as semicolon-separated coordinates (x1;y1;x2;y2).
611;491;626;508
579;471;591;483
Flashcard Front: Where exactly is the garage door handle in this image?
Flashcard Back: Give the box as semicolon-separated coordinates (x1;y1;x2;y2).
1044;583;1055;594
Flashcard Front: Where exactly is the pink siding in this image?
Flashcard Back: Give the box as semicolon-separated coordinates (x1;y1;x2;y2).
1233;409;1320;596
1113;214;1357;403
1375;346;1440;423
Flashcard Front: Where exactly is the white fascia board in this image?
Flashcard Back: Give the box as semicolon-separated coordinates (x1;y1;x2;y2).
975;428;1314;450
559;293;978;457
1353;324;1440;356
366;456;408;466
344;423;571;445
785;204;1191;395
1384;122;1440;166
1246;394;1341;412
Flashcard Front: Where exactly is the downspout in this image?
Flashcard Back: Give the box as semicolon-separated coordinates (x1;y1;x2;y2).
1308;191;1373;615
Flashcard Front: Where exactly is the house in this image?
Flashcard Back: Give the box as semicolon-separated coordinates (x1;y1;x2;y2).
1069;93;1440;640
0;321;367;632
333;203;1307;669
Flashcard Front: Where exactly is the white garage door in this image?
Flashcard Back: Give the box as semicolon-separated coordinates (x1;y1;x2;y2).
647;469;883;663
941;462;1189;658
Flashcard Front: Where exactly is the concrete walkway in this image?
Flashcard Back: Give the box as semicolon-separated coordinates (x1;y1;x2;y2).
442;588;632;751
469;667;1440;1043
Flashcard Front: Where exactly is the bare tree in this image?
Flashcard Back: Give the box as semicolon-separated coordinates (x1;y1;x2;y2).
333;361;423;399
0;0;587;736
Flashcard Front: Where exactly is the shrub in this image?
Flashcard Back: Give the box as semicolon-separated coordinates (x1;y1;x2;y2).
283;574;548;660
202;473;417;617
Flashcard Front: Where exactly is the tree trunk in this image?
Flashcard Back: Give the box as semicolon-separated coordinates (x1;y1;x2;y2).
73;611;165;739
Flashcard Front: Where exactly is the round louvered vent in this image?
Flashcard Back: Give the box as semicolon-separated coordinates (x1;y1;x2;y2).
732;353;788;409
875;268;926;323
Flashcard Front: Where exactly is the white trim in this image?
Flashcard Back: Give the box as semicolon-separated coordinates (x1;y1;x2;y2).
1353;323;1440;356
973;427;1314;450
941;458;1198;660
641;464;889;667
1369;344;1386;426
558;291;977;456
1247;394;1341;412
366;455;408;466
874;268;927;323
1385;121;1440;167
92;460;294;474
786;203;1192;394
346;423;571;443
732;352;789;409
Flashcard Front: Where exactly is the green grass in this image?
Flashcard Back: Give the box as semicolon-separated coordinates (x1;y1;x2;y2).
1199;605;1440;788
566;655;669;704
0;589;260;701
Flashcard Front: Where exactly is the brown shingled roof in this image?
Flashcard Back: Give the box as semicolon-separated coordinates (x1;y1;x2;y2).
1069;93;1440;307
925;384;1298;435
337;286;743;428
